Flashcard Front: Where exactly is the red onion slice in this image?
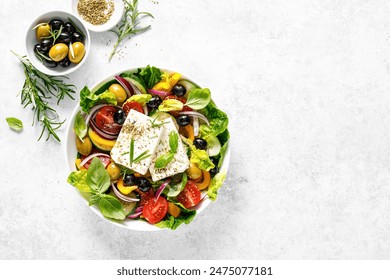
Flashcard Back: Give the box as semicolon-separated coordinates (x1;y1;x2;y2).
84;104;108;126
111;182;140;203
123;77;142;95
89;120;119;140
179;111;210;126
154;179;171;201
115;76;134;97
148;89;171;98
128;211;142;219
193;117;199;136
80;153;111;167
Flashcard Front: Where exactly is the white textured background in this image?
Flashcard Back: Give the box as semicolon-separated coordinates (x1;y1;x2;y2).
1;0;390;259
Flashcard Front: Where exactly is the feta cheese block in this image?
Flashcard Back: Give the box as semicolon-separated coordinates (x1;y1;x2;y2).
110;109;163;175
149;118;190;181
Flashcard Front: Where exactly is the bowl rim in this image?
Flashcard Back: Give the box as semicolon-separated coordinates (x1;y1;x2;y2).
64;67;230;231
25;10;91;76
70;0;125;32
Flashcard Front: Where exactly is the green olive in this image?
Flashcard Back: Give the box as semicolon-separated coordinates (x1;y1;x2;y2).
109;84;127;103
186;163;202;180
49;43;69;62
76;136;92;156
69;42;85;64
107;162;121;180
36;24;51;41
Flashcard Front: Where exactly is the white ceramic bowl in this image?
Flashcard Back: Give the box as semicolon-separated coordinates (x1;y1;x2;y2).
71;0;124;32
65;69;230;231
26;10;90;76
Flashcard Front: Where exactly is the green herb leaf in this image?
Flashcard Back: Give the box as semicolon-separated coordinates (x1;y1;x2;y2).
67;170;90;193
109;0;153;61
89;194;101;206
6;117;23;131
86;158;110;194
80;86;117;113
98;194;126;220
130;138;134;164
133;150;151;163
158;99;184;112
169;131;179;153
184;88;211;110
74;111;87;141
155;151;175;169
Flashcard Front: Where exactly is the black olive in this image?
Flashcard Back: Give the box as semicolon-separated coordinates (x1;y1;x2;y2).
147;96;162;109
209;158;219;177
137;178;152;192
49;18;64;31
40;38;53;53
193;138;207;150
64;22;75;34
176;115;191;127
59;57;71;68
172;84;186;97
114;109;126;125
34;44;44;55
123;174;136;186
72;32;84;43
57;32;72;44
43;59;58;68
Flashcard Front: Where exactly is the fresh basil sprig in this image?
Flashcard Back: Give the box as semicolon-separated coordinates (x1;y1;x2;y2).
68;157;125;220
6;117;23;131
155;131;179;169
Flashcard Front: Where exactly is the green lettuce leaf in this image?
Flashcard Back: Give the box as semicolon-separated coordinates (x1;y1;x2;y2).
67;170;90;193
127;94;152;106
80;86;117;113
137;65;163;89
207;171;227;201
155;203;196;230
199;100;228;137
74;111;87;141
158;99;184;112
190;148;214;171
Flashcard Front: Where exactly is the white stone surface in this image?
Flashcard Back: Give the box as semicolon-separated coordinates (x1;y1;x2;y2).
1;0;390;259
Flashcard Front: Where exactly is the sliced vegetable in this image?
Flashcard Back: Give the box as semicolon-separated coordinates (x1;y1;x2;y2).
122;100;144;115
80;153;111;168
154;179;171;201
114;76;134;97
177;180;201;209
80;86;117;113
88;127;116;151
76;136;92;156
195;170;211;190
142;196;168;224
123;76;148;94
74;111;87;141
167;202;181;218
111;182;140;203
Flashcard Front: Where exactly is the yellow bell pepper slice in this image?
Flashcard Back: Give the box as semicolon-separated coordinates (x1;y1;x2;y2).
195;170;211;190
153;72;181;92
117;177;138;195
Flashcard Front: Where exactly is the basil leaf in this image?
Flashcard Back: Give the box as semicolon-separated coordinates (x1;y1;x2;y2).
169;131;179;153
89;194;101;206
74;111;87;141
155;152;174;169
158;99;183;112
167;173;187;197
137;65;163;89
98;195;126;220
184;88;211;110
6;117;23;131
86;157;110;194
67;170;90;192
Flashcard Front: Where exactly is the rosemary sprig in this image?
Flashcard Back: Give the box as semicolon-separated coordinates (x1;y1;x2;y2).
108;0;153;61
12;51;76;142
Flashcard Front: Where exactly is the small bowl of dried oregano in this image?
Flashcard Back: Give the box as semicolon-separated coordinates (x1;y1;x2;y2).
71;0;125;32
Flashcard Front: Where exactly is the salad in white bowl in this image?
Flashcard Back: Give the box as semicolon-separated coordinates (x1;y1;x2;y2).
66;66;229;230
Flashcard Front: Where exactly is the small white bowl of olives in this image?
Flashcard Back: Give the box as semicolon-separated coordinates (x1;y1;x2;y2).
25;10;91;76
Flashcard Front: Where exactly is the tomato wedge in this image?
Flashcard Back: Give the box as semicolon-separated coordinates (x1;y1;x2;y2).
142;196;168;224
123;101;144;115
135;188;155;207
177;180;201;208
94;106;122;135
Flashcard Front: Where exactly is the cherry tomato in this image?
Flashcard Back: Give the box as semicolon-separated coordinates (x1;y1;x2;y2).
80;154;111;169
94;106;122;135
177;180;201;208
142;196;168;224
164;95;192;117
122;101;144;115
